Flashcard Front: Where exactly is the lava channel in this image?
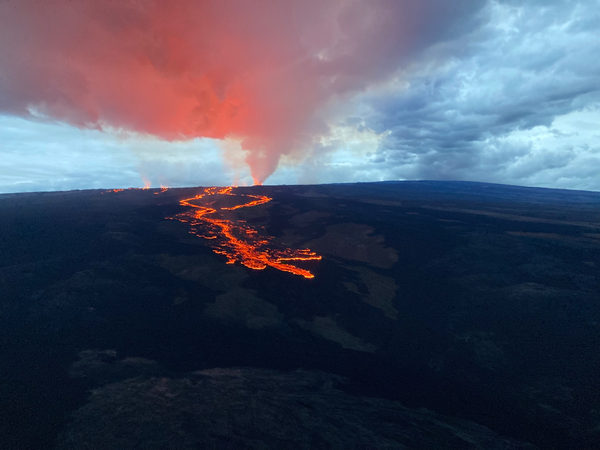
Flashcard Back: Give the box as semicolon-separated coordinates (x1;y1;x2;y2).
168;187;321;279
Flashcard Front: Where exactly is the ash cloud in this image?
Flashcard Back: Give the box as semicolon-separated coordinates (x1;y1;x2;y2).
0;0;484;184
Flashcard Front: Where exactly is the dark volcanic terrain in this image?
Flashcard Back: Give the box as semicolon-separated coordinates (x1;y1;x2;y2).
0;181;598;449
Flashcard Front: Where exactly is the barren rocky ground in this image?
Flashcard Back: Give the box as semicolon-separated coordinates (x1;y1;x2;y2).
1;181;598;449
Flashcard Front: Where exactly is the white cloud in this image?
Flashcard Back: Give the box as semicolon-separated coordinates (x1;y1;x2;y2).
0;115;235;193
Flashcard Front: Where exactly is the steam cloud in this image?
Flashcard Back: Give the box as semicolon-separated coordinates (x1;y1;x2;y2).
0;0;482;184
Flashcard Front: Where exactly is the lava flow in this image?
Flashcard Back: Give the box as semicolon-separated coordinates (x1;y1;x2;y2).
169;187;321;279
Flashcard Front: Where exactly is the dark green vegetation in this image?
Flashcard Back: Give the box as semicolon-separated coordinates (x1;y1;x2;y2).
1;181;598;449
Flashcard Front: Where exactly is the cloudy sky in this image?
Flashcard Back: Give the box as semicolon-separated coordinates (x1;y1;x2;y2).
0;0;599;193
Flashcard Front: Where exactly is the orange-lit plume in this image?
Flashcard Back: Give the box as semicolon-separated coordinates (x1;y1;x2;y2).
0;0;478;183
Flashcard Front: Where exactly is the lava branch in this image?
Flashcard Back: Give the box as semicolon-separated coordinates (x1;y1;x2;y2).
169;187;321;278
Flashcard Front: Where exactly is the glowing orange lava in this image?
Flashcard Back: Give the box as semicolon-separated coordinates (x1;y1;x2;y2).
169;187;321;278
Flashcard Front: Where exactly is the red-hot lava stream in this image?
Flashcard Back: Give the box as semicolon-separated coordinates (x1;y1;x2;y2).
169;187;321;278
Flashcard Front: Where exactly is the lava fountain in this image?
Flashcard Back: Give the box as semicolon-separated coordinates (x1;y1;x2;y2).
169;187;321;278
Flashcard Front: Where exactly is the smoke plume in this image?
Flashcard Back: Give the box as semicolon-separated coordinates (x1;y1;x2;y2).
0;0;482;184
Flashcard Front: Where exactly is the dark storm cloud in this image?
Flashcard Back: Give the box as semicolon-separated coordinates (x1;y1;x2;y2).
362;0;600;189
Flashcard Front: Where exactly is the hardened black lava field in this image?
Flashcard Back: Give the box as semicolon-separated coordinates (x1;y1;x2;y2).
1;181;599;449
